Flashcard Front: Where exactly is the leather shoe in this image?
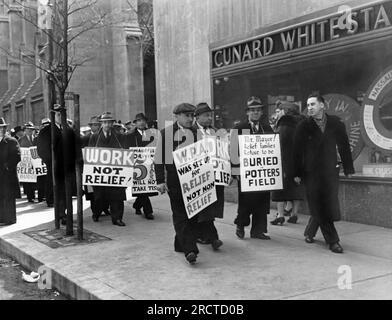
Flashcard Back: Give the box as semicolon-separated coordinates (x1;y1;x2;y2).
236;226;245;239
145;213;154;220
113;220;126;227
251;233;271;240
329;242;344;254
211;239;223;250
185;252;197;265
134;209;142;215
305;236;314;243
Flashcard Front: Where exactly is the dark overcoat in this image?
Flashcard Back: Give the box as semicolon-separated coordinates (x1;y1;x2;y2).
271;115;305;201
0;136;21;224
36;124;80;196
88;128;127;201
231;119;274;216
293;114;355;222
192;123;224;222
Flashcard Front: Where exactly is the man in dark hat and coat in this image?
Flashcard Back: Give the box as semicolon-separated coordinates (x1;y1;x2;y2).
88;112;127;226
293;93;354;254
192;103;224;250
155;103;201;265
18;122;37;203
36;106;79;223
124;113;156;220
231;96;274;240
0;118;21;226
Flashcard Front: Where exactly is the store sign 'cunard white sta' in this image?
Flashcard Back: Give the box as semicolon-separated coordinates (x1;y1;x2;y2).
212;1;392;69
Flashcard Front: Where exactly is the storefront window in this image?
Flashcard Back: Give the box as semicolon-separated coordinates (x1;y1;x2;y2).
213;39;392;179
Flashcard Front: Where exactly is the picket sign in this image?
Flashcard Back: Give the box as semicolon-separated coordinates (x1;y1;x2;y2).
173;139;217;219
238;134;283;192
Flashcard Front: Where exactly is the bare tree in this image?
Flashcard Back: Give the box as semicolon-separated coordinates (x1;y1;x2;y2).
0;0;133;235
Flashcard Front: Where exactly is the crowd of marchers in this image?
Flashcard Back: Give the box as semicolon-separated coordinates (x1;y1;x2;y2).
0;92;354;265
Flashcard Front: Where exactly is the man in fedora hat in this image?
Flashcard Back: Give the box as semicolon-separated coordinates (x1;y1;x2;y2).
19;122;37;203
88;112;127;226
81;116;101;148
124;113;156;220
13;125;24;141
231;96;274;240
192;103;224;250
37;105;80;223
155;103;201;265
0;118;21;226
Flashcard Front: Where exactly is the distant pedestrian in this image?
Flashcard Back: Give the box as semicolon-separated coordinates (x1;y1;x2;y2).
293;93;354;254
0;118;21;226
271;102;305;225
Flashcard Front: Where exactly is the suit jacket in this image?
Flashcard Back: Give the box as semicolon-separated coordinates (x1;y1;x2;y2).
230;118;274;172
88;128;127;201
124;129;154;149
18;135;35;148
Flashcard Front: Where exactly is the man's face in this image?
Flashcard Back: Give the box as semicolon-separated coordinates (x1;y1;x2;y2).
126;123;136;132
307;97;324;118
90;123;100;134
102;120;114;132
247;107;263;122
54;112;61;125
196;112;213;128
135;119;147;130
25;128;34;137
16;131;24;138
176;112;194;128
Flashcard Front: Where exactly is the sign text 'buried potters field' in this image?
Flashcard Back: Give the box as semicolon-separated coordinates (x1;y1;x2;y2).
239;134;283;192
82;147;134;187
173;139;217;219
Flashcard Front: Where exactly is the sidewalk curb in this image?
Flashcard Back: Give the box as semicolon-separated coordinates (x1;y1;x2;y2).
0;236;100;300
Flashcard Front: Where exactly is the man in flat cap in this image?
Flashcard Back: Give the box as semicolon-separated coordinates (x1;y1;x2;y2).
124;113;156;220
19;122;37;203
231;96;274;240
0;117;21;226
155;103;201;265
88;112;127;226
192;103;224;250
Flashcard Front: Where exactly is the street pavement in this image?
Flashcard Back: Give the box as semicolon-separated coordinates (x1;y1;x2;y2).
0;195;391;300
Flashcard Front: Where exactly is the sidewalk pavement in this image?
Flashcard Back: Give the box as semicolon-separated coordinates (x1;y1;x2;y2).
0;195;391;300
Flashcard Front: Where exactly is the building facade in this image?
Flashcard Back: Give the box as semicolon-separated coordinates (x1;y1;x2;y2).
154;0;392;227
0;0;150;127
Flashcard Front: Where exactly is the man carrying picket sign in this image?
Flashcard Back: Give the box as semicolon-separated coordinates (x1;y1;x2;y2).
18;122;37;203
231;96;274;240
88;112;127;227
192;103;224;251
155;103;201;265
124;113;155;220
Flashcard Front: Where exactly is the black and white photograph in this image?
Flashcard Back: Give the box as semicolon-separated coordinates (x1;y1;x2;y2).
0;0;391;310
